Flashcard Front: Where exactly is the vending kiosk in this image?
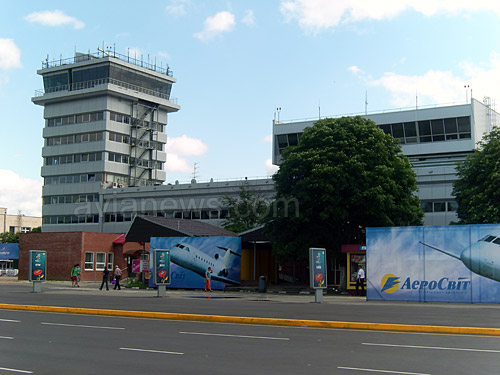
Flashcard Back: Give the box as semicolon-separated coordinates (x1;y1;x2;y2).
341;244;366;295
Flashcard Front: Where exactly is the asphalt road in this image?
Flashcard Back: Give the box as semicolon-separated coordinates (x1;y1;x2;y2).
1;308;499;375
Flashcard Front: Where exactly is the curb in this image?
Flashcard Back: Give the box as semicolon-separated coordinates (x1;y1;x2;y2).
1;303;499;336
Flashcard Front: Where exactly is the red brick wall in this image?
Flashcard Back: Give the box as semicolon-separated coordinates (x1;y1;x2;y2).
19;232;130;281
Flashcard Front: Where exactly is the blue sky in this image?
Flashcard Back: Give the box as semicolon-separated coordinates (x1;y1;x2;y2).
1;0;500;216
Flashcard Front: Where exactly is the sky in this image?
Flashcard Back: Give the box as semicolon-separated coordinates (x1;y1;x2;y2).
1;0;500;217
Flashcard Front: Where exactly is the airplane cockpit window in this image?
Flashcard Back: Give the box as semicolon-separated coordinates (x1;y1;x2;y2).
493;237;500;245
480;235;496;242
176;244;184;248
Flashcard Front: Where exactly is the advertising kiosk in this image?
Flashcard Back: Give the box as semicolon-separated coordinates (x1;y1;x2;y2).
341;244;366;295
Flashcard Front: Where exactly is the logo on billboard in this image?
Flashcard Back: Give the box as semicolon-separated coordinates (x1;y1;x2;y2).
381;273;400;293
381;273;471;293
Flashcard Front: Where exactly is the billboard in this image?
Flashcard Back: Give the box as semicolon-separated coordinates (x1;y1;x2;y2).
367;224;500;303
149;237;241;290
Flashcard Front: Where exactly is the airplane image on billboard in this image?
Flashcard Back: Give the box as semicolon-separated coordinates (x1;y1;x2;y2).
150;236;241;290
366;224;500;303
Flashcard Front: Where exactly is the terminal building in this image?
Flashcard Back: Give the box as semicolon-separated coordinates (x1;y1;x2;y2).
32;50;500;232
273;98;500;225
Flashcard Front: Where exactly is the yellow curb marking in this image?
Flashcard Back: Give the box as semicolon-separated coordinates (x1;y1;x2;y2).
0;303;498;336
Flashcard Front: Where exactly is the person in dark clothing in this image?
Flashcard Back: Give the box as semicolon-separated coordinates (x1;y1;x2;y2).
99;266;110;290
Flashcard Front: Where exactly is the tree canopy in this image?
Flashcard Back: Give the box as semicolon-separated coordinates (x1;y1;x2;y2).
266;116;423;262
452;127;500;224
220;186;270;233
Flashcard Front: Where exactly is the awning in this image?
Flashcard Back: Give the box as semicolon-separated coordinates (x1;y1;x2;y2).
113;234;126;245
0;243;19;260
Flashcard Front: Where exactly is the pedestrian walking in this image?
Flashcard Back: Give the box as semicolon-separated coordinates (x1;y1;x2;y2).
100;266;110;290
204;266;213;292
70;264;79;287
113;265;126;290
356;264;365;296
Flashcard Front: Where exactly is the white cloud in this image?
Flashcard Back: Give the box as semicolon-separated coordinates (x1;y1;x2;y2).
280;0;500;34
242;10;256;26
0;39;21;70
263;134;273;143
165;135;208;172
166;0;190;17
349;52;500;107
0;170;42;217
194;11;236;42
25;10;85;29
265;159;279;176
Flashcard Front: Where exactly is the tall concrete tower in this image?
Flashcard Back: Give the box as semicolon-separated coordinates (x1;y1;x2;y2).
32;49;180;232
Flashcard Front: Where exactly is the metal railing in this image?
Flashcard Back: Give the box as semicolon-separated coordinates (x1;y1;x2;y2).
42;49;173;77
34;77;178;105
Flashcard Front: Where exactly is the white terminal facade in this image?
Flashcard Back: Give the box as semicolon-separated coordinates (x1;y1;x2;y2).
33;51;499;232
273;98;500;226
33;50;274;233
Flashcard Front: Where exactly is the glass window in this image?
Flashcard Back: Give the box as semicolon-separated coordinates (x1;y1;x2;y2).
431;119;444;135
444;118;457;134
391;123;404;139
96;252;106;271
277;135;288;148
457;116;471;133
84;252;94;271
433;202;446;212
403;122;417;137
107;253;114;271
288;133;299;146
421;202;433;213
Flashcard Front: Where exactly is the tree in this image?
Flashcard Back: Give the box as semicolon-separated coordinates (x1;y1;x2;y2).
0;232;20;243
452;127;500;223
220;186;270;233
266;116;423;262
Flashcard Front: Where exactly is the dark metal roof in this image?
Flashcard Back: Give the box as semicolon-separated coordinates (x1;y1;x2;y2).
125;215;238;242
238;225;270;243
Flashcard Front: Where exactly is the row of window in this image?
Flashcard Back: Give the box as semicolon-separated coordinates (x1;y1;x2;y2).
104;209;229;222
45;152;103;165
378;117;471;144
46;132;103;146
43;215;99;225
108;152;163;169
84;252;114;272
45;173;103;185
420;200;458;213
43;194;99;205
110;111;165;132
47;111;105;127
46;110;166;132
276;133;301;155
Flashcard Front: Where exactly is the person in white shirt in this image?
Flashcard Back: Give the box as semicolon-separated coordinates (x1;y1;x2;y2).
356;264;366;296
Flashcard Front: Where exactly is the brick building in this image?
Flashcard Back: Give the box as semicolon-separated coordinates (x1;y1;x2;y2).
19;232;146;281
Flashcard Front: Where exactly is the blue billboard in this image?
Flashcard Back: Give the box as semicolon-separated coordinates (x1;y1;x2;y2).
367;224;500;303
150;237;241;290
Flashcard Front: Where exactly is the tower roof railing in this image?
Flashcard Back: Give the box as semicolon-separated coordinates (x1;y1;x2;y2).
41;49;173;77
34;77;178;105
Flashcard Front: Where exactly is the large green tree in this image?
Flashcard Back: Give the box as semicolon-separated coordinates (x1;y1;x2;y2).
0;232;20;243
452;127;500;223
220;186;270;233
266;116;423;262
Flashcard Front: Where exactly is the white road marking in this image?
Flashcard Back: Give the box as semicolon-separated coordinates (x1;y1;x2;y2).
363;342;500;353
120;347;183;355
0;319;20;323
179;331;290;340
338;367;430;375
0;367;33;374
0;336;14;340
41;322;125;330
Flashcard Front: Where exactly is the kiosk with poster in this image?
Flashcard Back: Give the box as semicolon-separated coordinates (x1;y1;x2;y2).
341;244;366;295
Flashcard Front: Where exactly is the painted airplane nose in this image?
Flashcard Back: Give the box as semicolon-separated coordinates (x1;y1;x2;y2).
460;248;472;269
